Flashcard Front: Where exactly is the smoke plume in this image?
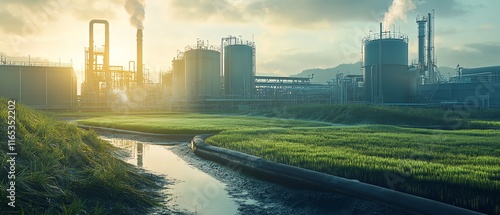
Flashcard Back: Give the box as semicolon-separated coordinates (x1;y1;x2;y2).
125;0;145;29
383;0;416;29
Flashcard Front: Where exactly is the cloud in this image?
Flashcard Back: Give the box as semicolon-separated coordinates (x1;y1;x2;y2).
0;0;122;35
169;0;247;23
414;0;468;17
168;0;467;28
168;0;396;27
437;42;500;68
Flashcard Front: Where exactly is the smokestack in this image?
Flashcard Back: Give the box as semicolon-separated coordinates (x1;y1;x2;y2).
137;29;143;86
416;16;427;75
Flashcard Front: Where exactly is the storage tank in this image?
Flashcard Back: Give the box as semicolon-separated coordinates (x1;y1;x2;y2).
184;41;221;100
363;28;410;103
171;56;185;100
223;37;255;98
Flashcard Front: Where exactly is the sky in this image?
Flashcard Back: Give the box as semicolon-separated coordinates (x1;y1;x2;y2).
0;0;499;86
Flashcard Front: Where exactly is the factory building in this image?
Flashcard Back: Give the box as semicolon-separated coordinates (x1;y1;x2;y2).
81;20;164;110
0;63;77;110
419;66;500;108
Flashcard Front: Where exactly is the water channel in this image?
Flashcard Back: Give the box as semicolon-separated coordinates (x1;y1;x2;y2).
101;135;239;215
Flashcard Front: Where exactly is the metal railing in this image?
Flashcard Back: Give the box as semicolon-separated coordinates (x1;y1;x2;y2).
0;61;72;67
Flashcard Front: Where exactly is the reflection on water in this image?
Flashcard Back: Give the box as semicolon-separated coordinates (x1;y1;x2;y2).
103;136;238;215
137;142;143;167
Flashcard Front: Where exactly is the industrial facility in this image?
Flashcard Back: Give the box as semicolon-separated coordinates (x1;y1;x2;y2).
80;20;161;110
0;61;77;110
160;10;499;110
1;11;499;111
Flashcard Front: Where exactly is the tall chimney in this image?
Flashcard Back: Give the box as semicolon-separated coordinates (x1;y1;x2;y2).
416;16;427;76
137;29;143;86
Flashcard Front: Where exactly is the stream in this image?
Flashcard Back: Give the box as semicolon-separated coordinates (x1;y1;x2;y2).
99;133;409;215
101;135;239;215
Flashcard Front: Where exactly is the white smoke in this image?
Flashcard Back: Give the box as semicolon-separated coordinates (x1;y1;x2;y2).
113;89;129;103
383;0;416;29
125;0;145;29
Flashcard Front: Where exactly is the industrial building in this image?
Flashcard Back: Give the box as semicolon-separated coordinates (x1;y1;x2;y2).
419;66;500;108
81;20;163;110
358;11;500;108
0;62;77;110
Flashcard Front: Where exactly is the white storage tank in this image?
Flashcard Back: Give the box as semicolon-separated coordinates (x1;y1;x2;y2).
223;37;255;98
184;41;221;101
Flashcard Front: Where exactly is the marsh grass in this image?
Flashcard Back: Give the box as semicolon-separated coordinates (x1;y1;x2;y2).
207;125;500;214
0;98;161;215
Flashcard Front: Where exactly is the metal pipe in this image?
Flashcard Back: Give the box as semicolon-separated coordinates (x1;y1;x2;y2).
370;65;376;103
427;13;432;84
137;29;143;86
88;19;109;94
378;23;383;103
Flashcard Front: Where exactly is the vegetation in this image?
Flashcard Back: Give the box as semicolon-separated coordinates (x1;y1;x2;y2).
77;107;500;214
207;126;500;214
0;98;161;215
254;104;500;129
77;113;330;134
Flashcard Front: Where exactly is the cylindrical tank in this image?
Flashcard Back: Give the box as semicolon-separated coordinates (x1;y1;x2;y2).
408;67;418;97
363;33;409;103
224;44;255;98
185;48;221;100
171;57;185;100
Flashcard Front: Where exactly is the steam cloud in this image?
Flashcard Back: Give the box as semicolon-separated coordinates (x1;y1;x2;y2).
383;0;416;29
125;0;145;29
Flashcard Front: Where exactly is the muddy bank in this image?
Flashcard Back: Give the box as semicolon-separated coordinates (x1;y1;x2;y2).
170;142;409;215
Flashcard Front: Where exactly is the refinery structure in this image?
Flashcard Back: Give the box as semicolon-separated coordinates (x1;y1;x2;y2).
1;11;499;110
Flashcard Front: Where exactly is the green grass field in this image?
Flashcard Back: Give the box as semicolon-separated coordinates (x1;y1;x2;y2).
76;106;500;214
0;98;161;214
255;104;500;129
77;113;330;134
207;126;500;214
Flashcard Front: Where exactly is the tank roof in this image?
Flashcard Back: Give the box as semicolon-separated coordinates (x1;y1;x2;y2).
363;31;408;44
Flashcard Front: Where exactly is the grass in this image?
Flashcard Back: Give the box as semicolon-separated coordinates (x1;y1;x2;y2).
0;98;162;215
206;126;500;214
77;113;330;134
76;106;500;214
254;104;500;129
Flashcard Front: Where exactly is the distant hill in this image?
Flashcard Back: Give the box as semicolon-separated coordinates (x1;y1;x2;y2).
292;62;457;84
291;62;363;84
